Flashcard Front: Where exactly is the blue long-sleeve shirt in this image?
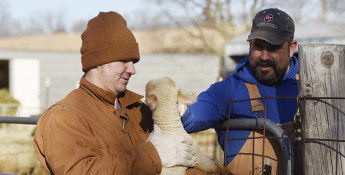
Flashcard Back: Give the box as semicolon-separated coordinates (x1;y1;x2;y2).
182;55;299;164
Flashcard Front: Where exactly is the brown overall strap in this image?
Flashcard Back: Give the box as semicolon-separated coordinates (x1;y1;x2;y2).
244;82;264;112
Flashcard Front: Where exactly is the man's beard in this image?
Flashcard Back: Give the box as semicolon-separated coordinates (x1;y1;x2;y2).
250;58;290;86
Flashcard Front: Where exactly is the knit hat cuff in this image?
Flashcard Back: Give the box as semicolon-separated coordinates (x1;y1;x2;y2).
82;42;139;72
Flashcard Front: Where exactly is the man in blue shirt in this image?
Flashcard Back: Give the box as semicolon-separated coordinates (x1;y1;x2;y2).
182;8;298;174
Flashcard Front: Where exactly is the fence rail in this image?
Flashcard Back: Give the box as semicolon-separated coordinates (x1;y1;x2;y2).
0;116;39;125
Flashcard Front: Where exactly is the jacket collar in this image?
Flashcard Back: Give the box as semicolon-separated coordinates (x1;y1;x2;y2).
79;77;143;108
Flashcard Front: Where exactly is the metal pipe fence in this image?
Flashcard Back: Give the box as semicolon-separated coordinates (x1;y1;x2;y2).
0;116;43;175
220;96;345;175
0;116;39;125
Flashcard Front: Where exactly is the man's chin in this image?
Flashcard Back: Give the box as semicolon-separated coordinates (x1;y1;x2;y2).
253;65;288;86
255;72;276;85
115;86;128;95
120;87;127;93
256;69;273;79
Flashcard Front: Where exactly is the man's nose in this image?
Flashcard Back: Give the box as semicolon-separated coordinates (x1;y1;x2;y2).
126;61;136;75
260;49;271;61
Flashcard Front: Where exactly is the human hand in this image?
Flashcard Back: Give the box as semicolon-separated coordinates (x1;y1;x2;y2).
177;102;188;117
177;89;197;117
147;124;197;167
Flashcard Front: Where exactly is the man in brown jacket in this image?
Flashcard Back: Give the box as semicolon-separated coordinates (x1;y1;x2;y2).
34;11;198;174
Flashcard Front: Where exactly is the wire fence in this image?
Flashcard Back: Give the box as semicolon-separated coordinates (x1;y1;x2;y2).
191;128;224;162
0;115;222;174
6;96;343;174
221;96;345;175
0;122;48;175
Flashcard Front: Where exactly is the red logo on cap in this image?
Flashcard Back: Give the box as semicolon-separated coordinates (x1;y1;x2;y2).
264;14;273;22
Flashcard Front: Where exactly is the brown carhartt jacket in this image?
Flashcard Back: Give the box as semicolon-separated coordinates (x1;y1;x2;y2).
34;77;162;174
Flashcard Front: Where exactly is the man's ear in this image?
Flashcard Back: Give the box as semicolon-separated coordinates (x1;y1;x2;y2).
145;94;158;111
177;89;197;105
289;40;297;58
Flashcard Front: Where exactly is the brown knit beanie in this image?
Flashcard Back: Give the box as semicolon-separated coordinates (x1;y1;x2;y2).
80;11;140;72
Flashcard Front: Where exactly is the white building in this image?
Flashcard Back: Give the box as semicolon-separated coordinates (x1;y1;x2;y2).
0;51;219;117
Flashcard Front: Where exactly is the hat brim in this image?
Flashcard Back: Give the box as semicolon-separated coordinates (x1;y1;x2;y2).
247;30;287;45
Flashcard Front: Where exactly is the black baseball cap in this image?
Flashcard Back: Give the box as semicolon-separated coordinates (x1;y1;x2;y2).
247;8;295;45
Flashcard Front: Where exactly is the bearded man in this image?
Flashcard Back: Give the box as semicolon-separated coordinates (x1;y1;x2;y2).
181;8;298;175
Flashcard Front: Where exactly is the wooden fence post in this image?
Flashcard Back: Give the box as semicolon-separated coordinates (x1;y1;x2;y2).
298;44;345;174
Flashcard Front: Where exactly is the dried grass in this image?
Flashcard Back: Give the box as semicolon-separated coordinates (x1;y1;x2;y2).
0;28;228;54
0;33;81;52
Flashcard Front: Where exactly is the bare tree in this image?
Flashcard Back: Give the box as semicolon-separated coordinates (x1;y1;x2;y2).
71;19;88;34
265;0;312;24
148;0;345;55
319;0;345;23
127;9;175;31
266;0;345;23
45;11;67;34
21;11;67;36
0;1;13;38
149;0;265;55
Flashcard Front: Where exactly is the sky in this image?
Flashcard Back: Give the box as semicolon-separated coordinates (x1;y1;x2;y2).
3;0;344;33
5;0;154;30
